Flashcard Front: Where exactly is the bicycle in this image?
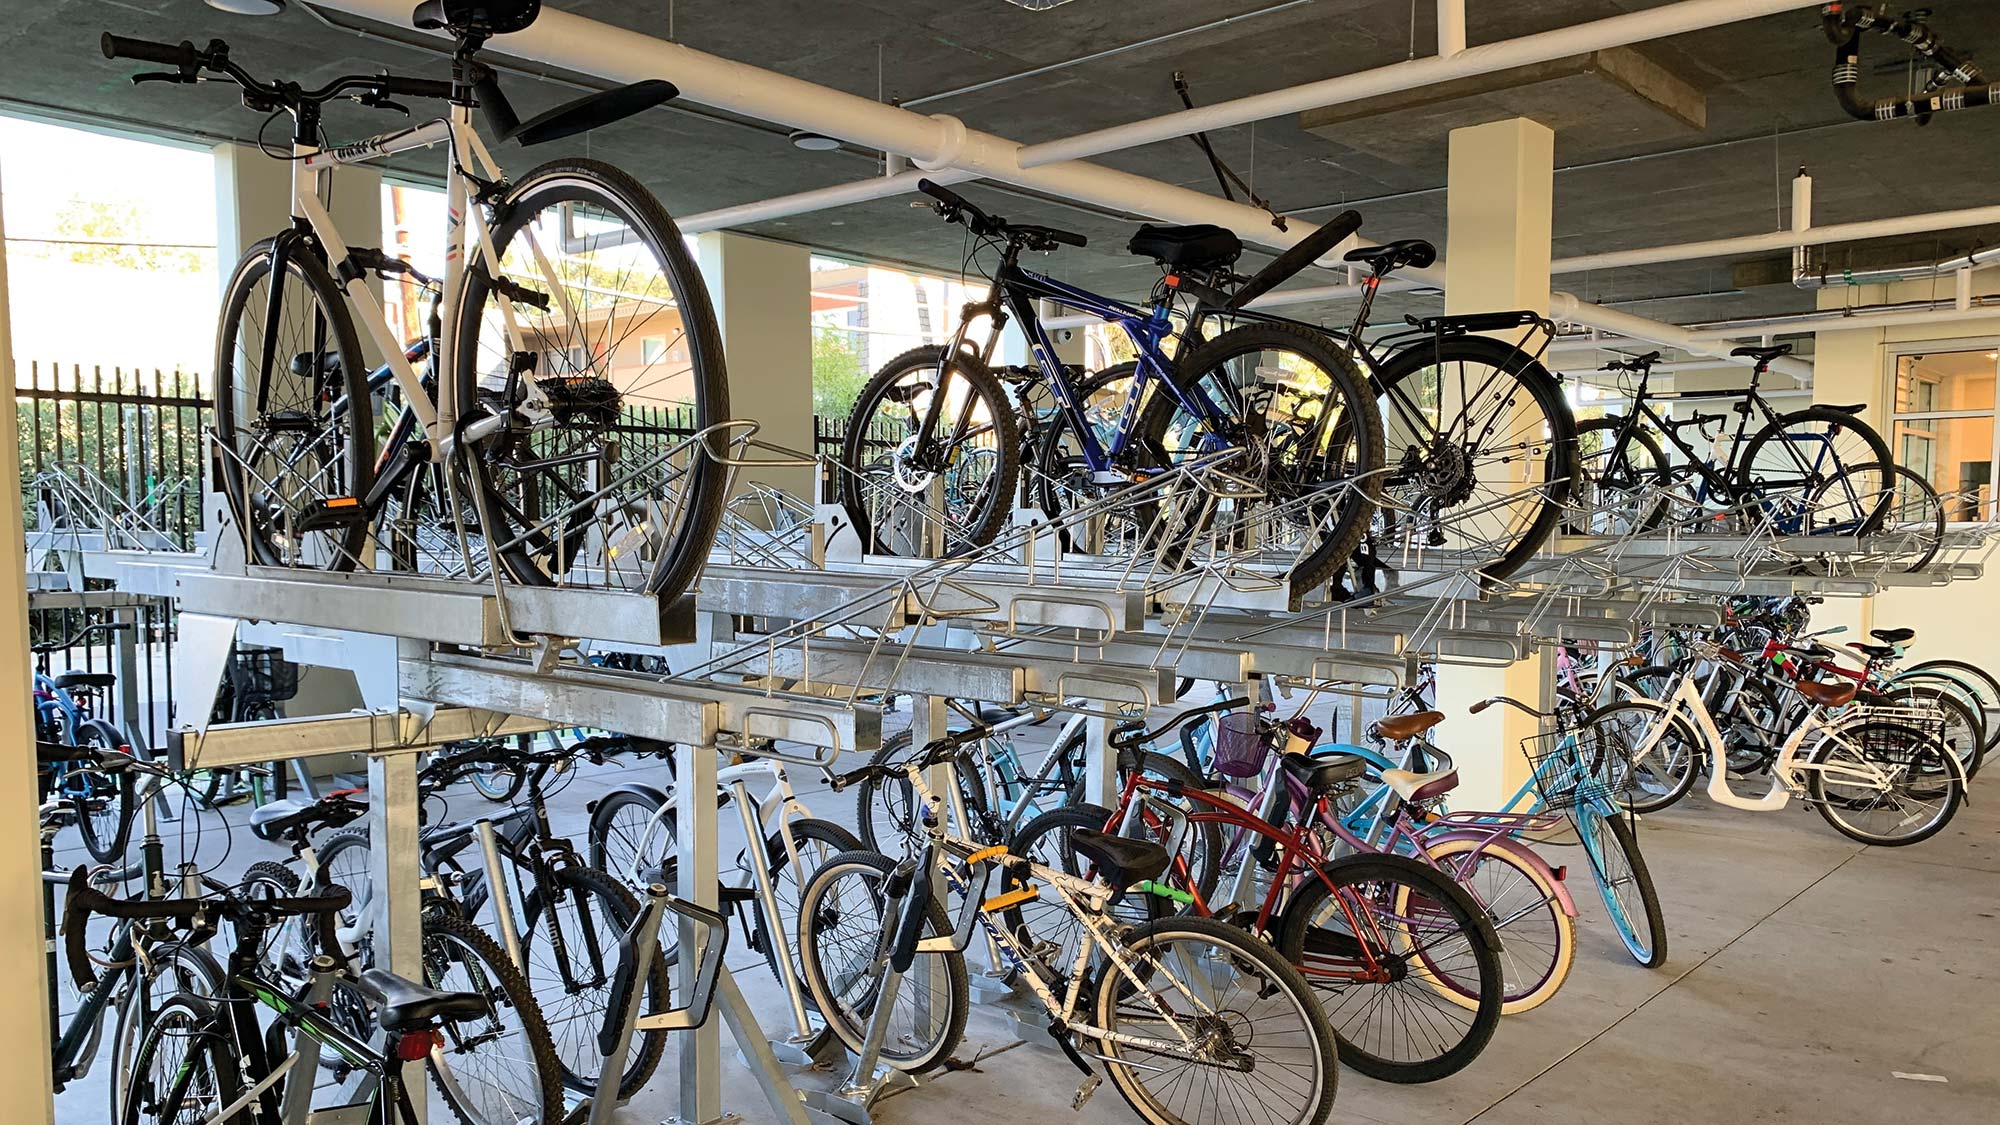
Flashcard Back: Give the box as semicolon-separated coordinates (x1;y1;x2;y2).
1024;701;1506;1083
1597;639;1968;845
67;875;563;1125
802;726;1342;1125
32;620;139;863
853;701;1096;851
1574;347;1892;536
104;2;728;599
585;747;863;1053
840;179;1385;600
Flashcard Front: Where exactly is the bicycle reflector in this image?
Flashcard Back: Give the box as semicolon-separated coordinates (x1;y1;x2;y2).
395;1030;441;1061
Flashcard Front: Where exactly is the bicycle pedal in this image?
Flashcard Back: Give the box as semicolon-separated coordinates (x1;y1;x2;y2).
1072;1072;1101;1110
295;496;367;533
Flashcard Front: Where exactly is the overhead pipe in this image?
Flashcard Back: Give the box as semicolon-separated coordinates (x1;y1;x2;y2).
1552;202;2000;275
1016;0;1826;168
1794;243;2000;290
1822;3;1996;124
1436;0;1467;58
1682;296;2000;341
1548;292;1816;381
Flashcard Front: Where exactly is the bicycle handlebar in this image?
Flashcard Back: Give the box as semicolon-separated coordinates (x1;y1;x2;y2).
64;870;351;990
33;620;132;655
1109;697;1250;751
101;34;198;68
915;178;1086;250
102;32;456;110
1599;350;1662;374
826;724;993;791
1469;695;1548;719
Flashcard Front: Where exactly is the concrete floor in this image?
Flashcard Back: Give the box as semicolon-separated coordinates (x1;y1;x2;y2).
49;727;2000;1125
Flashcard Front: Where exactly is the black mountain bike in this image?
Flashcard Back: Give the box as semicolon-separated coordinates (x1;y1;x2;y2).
1574;346;1893;536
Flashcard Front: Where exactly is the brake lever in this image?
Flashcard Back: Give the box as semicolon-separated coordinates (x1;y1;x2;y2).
359;93;411;116
132;72;192;85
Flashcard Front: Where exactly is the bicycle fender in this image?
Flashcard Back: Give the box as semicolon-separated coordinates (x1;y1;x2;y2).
1428;830;1578;918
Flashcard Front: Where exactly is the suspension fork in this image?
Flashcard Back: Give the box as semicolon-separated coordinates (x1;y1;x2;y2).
913;272;1014;464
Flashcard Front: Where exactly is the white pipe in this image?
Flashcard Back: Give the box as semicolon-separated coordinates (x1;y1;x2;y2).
679;168;972;234
1016;0;1825;168
1790;168;1812;280
1041;276;1431;329
1683;301;2000;342
1552;202;2000;274
1437;0;1467;57
1958;268;1975;311
1550;292;1816;380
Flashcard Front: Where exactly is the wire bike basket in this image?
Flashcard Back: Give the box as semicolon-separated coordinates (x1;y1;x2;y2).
1520;725;1616;813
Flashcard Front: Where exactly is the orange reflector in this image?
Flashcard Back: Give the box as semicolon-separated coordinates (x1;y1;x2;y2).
324;497;360;508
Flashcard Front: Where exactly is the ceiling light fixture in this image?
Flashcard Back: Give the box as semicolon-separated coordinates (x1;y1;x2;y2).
205;0;288;14
788;130;841;151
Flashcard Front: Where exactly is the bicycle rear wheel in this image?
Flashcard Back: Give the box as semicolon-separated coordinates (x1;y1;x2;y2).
1809;462;1944;572
1572;416;1669;535
1589;700;1703;814
1806;721;1963;845
72;724;133;864
1572;803;1667;967
455;159;728;599
1275;853;1503;1083
120;993;240;1125
1372;334;1576;580
1419;835;1575;1014
1092;915;1338;1125
423;910;566;1125
1737;406;1891;534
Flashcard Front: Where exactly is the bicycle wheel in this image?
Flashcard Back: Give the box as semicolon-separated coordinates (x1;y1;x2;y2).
1091;915;1338;1125
748;818;865;1053
797;849;968;1073
1572;803;1667;967
1371;334;1577;580
1884;683;1984;779
1572;416;1669;535
454;158;728;599
839;345;1021;557
1138;321;1384;598
73;724;132;864
1275;854;1503;1083
1806;721;1963;845
1033;364;1145;549
520;863;667;1098
1809;462;1944;572
213;236;376;570
1418;836;1575;1015
1909;657;2000;713
1589;699;1704;813
587;785;673;887
1736;406;1892;534
853;731;989;852
1005;805;1160;975
119;993;240;1125
108;942;225;1124
422;910;566;1125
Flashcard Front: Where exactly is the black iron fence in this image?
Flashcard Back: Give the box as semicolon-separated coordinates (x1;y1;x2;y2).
17;361;211;550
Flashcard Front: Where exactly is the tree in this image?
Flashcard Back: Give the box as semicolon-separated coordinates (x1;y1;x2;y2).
812;325;868;419
45;199;205;274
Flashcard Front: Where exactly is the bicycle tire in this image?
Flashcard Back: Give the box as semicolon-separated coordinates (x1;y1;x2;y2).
1806;720;1963;846
213;236;375;571
854;730;990;852
1033;363;1143;546
1093;914;1339;1125
454;158;728;599
1572;415;1669;535
586;786;673;889
107;940;225;1125
1889;669;1995;766
1138;321;1384;600
1808;461;1944;572
1908;657;2000;712
422;909;566;1125
1370;333;1577;581
1276;853;1503;1083
1735;406;1892;534
1004;805;1162;976
1418;835;1575;1015
120;992;240;1125
1573;804;1668;967
1883;683;1984;779
748;817;864;1054
520;863;668;1098
797;849;968;1074
839;345;1022;557
73;724;132;864
1588;699;1704;814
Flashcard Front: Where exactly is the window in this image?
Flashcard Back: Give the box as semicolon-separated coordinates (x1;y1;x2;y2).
808;254;980;420
641;336;668;366
1890;345;2000;521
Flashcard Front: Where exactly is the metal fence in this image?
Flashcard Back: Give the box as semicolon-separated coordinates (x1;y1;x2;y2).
18;361;211;550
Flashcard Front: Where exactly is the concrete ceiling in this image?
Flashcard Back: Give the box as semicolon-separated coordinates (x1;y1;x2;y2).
6;0;2000;345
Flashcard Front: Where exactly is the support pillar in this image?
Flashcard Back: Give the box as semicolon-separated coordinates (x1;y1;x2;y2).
213;142;382;359
1436;118;1556;807
696;232;813;497
0;151;58;1125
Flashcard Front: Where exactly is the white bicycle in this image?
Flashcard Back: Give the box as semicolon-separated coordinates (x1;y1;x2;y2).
103;0;728;598
1592;640;1966;845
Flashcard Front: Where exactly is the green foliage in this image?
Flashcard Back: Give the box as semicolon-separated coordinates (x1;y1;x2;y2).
41;199;206;274
812;325;868;419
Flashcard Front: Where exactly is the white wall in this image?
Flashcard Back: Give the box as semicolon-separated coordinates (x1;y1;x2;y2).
1811;273;2000;667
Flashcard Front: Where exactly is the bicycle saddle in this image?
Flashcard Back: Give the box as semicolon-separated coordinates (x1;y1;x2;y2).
1872;627;1915;643
355;968;489;1031
54;671;116;691
1126;223;1243;270
412;0;540;35
1281;751;1368;792
1728;343;1792;363
1068;828;1170;893
249;799;318;842
1793;679;1857;708
1376;710;1445;741
1343;238;1436;274
1848;642;1900;660
1380;767;1458;803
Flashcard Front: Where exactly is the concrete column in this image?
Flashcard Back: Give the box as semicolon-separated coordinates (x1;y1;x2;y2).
0;155;58;1125
1436;118;1556;806
696;231;812;496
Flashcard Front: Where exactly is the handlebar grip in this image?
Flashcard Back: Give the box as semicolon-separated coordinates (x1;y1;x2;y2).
916;178;967;211
101;33;198;67
63;868;104;989
379;75;456;101
1049;228;1088;248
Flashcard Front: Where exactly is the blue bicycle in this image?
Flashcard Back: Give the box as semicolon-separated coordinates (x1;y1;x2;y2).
32;620;138;863
838;180;1385;595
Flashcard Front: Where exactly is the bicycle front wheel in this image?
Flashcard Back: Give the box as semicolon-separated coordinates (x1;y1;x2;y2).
1572;416;1669;536
455;158;728;599
1588;700;1703;814
1572;804;1668;967
423;910;565;1125
520;864;668;1097
1276;854;1503;1083
120;993;240;1125
797;849;968;1073
1092;914;1338;1125
213;237;376;570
